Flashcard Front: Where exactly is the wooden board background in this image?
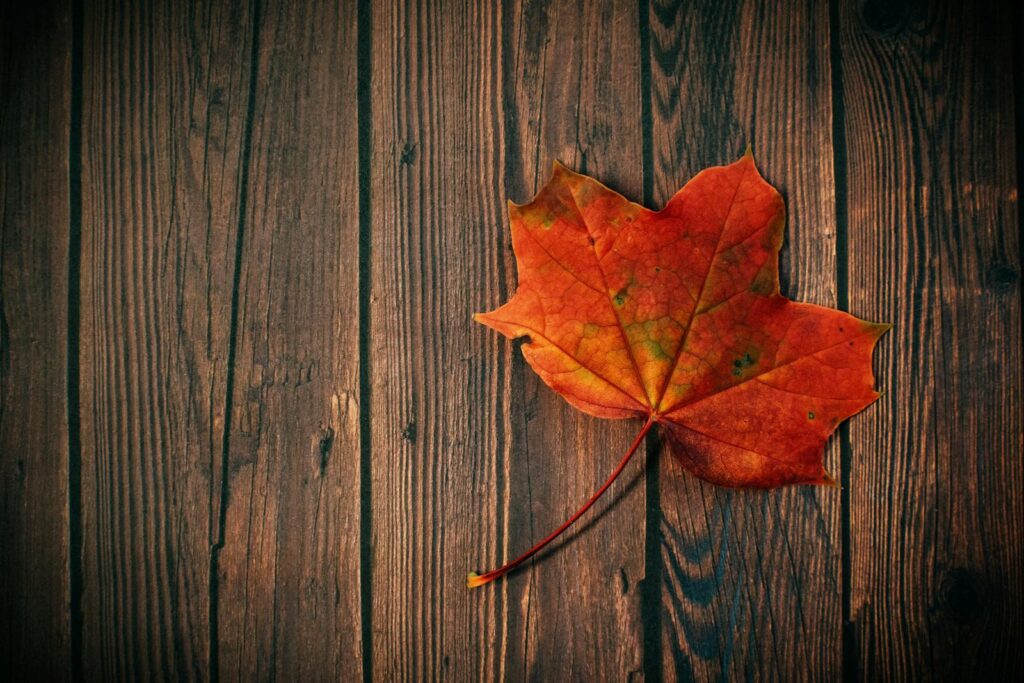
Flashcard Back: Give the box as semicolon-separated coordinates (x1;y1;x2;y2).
1;0;1020;680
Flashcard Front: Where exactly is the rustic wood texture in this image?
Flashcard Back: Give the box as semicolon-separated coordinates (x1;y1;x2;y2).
644;1;843;679
1;0;1022;679
215;0;363;679
0;2;72;680
367;1;515;678
839;0;1023;679
369;0;647;678
79;0;254;677
499;0;648;678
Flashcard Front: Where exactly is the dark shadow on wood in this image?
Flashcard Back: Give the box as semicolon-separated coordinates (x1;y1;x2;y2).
828;0;856;680
494;436;649;581
356;0;374;681
207;2;263;679
642;430;664;683
68;0;84;679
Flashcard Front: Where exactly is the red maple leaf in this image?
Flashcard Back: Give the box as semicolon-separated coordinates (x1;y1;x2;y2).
469;152;888;588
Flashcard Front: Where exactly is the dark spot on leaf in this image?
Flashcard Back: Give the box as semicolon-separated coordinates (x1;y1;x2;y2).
839;327;844;332
732;353;756;375
613;292;626;307
750;269;774;295
399;141;417;166
654;267;661;272
402;421;417;443
808;412;816;420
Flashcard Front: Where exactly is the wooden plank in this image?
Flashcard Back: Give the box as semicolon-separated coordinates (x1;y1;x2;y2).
500;0;647;678
79;1;255;677
369;0;646;678
214;0;363;678
644;0;842;678
838;0;1023;678
367;1;514;678
0;2;72;679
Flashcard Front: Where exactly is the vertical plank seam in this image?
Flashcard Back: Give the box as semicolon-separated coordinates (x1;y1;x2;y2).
207;1;263;679
1013;12;1024;666
1015;0;1024;289
356;0;374;680
827;1;855;681
68;0;85;679
637;0;664;680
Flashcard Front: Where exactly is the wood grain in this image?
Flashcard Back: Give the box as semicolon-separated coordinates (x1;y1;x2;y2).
501;0;648;678
644;0;843;678
79;0;254;677
0;2;72;679
367;1;516;678
3;0;1023;678
838;0;1023;678
214;0;363;679
369;0;649;678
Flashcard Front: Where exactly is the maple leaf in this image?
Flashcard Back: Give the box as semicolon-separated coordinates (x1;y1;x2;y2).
469;151;888;588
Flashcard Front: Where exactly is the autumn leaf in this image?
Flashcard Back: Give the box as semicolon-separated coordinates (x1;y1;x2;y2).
469;151;888;588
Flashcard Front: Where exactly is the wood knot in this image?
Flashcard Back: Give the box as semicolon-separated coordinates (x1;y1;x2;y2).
938;567;984;624
860;0;911;36
399;141;417;166
401;421;417;443
317;426;335;474
984;262;1019;294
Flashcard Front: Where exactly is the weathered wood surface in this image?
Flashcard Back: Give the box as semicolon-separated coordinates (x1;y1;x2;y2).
839;0;1023;678
645;0;843;678
498;1;647;678
0;0;1020;680
216;0;363;679
367;1;518;678
369;0;646;679
78;0;254;678
0;2;72;680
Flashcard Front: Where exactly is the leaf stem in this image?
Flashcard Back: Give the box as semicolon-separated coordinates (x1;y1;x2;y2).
468;417;655;588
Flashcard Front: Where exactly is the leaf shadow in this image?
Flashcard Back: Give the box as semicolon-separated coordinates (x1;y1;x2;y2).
506;448;650;577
